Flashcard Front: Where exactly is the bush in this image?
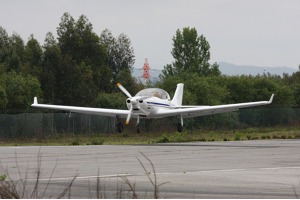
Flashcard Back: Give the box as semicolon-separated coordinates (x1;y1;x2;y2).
172;132;189;142
234;133;241;141
272;135;281;139
261;135;267;140
71;141;80;145
91;138;105;145
156;134;169;143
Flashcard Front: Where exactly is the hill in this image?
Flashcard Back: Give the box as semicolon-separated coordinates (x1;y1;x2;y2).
132;62;298;82
219;62;297;76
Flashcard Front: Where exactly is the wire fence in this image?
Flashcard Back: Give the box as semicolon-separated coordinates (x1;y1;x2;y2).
0;107;299;139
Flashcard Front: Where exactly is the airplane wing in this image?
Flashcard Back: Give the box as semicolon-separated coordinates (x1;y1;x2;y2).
155;94;274;118
31;97;130;118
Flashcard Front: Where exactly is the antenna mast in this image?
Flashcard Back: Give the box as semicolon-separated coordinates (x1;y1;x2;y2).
141;58;150;84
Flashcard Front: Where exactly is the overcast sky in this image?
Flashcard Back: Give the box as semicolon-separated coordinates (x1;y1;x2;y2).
1;0;299;69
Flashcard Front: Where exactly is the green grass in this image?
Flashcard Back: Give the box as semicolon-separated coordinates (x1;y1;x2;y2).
0;126;299;146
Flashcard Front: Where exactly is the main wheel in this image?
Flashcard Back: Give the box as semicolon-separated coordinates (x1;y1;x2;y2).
117;122;123;133
177;123;183;132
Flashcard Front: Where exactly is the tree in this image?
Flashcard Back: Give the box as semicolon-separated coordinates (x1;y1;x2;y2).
0;26;9;70
1;33;25;72
100;29;135;87
57;13;106;67
162;27;220;78
0;85;7;109
56;13;109;105
4;71;41;109
23;34;42;78
41;32;61;103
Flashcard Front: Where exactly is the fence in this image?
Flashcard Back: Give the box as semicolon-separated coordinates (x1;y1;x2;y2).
0;107;299;139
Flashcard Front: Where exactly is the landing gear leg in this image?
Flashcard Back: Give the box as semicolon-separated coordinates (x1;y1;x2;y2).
177;115;184;132
136;115;141;133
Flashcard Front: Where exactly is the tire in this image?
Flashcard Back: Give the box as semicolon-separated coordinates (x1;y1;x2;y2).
177;123;183;132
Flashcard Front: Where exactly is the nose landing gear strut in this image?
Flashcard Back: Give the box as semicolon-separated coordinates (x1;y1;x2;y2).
177;115;184;132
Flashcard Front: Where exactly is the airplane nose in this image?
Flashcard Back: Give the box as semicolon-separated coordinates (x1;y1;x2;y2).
126;98;138;105
131;99;138;105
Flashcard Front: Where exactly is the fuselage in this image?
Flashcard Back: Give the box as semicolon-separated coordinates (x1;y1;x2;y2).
125;88;174;118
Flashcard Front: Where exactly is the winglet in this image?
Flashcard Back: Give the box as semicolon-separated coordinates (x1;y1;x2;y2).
33;97;38;105
268;94;274;104
116;83;121;87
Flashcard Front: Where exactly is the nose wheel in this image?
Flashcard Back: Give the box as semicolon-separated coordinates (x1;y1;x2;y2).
177;123;183;132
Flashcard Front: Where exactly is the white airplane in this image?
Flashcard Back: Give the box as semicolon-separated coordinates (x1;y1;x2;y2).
32;83;274;133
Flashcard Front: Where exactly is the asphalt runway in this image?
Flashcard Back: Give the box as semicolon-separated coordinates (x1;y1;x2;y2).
1;140;300;198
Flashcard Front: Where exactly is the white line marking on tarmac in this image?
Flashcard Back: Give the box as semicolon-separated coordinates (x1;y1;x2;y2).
184;166;300;175
35;174;134;181
32;166;300;181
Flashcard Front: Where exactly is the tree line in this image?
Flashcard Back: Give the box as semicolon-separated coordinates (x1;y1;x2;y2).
0;13;143;112
0;13;300;114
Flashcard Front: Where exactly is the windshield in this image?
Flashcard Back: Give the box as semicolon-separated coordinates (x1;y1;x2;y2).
135;88;170;100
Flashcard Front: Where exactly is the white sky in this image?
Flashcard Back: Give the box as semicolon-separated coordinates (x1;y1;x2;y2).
1;0;299;69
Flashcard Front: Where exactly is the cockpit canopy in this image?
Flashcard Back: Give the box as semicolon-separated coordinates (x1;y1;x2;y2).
135;88;171;100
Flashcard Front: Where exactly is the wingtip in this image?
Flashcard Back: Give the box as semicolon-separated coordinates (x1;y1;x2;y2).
269;94;274;104
33;97;38;105
116;83;121;87
125;121;129;125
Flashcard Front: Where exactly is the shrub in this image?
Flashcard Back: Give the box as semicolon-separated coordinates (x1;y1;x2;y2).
156;134;169;143
91;138;105;145
272;135;281;139
234;133;241;141
261;135;267;140
294;133;300;139
71;141;80;145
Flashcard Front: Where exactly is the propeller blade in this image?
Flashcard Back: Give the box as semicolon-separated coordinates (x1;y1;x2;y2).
116;83;132;98
125;106;133;125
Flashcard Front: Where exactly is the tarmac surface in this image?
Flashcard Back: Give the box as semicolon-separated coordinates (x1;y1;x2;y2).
1;140;300;198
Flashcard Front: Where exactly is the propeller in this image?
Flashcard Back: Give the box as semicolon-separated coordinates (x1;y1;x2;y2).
126;106;133;125
117;83;149;125
116;83;134;125
116;83;132;98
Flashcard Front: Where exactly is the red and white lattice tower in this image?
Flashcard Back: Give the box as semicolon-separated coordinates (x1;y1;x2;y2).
141;58;150;83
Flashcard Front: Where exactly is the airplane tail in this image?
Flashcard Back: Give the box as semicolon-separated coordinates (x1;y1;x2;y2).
171;83;184;106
